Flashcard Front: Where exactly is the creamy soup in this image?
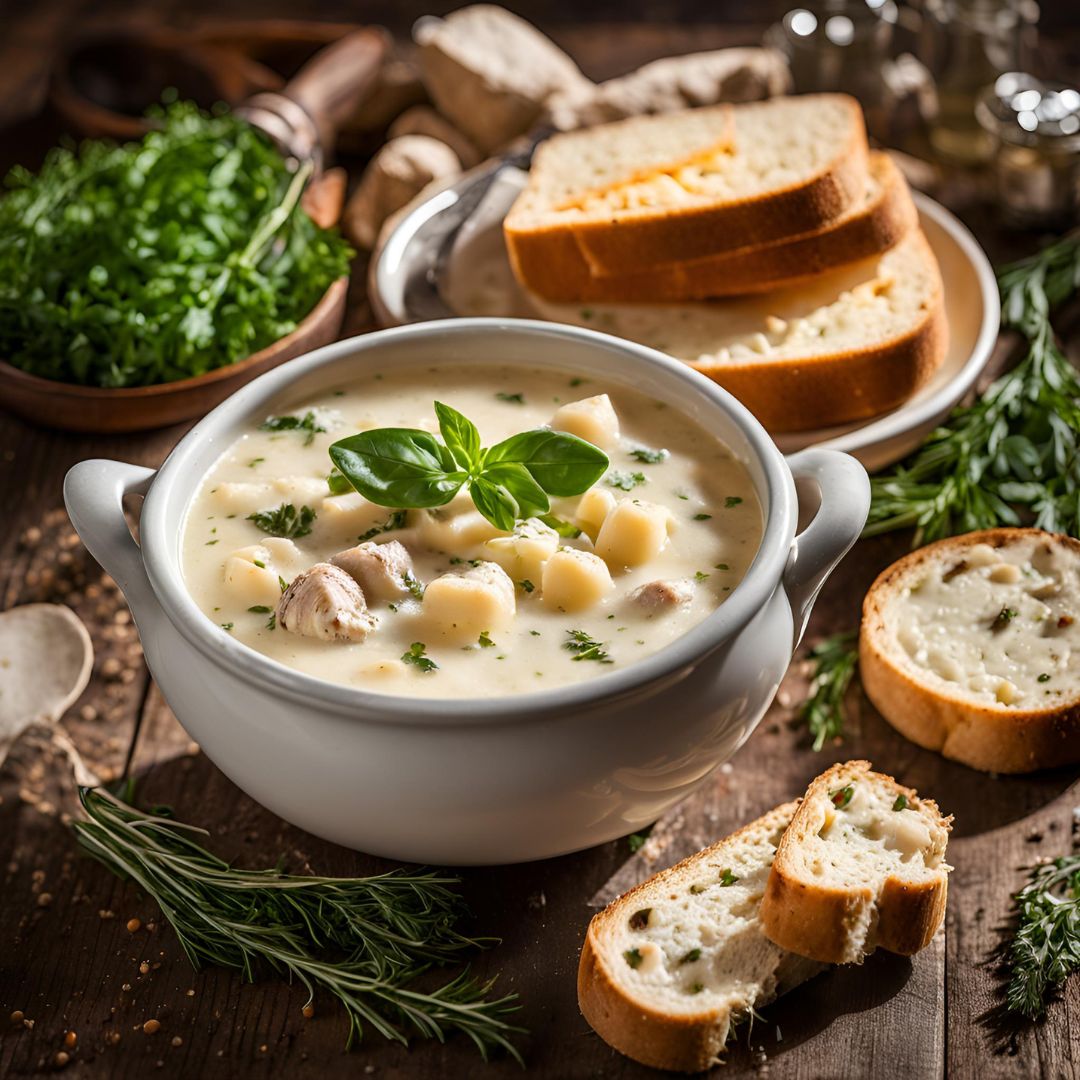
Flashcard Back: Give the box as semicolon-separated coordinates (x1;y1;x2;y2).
182;366;762;698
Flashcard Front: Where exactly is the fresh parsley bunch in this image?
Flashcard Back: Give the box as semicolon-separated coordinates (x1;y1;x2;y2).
329;401;609;531
0;101;352;388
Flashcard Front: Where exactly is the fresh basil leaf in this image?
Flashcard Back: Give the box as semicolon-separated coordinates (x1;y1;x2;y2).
481;462;551;520
483;429;608;496
434;401;481;471
470;476;518;532
329;429;466;509
538;513;582;538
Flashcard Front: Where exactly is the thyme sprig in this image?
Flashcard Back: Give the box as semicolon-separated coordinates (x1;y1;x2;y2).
799;631;858;751
73;788;523;1059
1006;854;1080;1019
865;231;1080;544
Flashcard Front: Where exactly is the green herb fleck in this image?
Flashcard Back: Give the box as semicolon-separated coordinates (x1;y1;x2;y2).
714;563;730;571
689;983;704;995
1038;673;1052;683
624;948;643;969
260;411;326;446
220;622;234;632
538;514;582;538
606;471;647;491
357;510;409;543
694;571;710;582
248;457;265;468
725;496;743;508
402;573;425;601
719;869;739;887
680;948;701;964
629;447;669;464
495;392;525;405
519;579;535;593
693;513;712;521
893;794;909;811
993;606;1019;631
831;786;855;809
278;575;289;593
247;503;316;539
402;642;438;673
477;632;496;649
564;630;612;664
247;605;272;614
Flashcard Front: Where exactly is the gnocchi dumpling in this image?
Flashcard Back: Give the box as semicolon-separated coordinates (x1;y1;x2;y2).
551;394;620;450
483;518;559;585
212;477;328;516
319;493;396;538
419;496;509;555
542;549;614;613
595;499;673;569
422;561;516;644
574;487;616;542
222;545;286;607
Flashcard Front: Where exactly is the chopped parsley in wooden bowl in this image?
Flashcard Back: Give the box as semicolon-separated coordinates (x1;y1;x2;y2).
0;100;353;432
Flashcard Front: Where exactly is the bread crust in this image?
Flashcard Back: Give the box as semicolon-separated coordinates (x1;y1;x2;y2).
859;528;1080;774
689;230;948;432
507;95;870;275
760;762;951;965
510;153;913;303
577;803;802;1073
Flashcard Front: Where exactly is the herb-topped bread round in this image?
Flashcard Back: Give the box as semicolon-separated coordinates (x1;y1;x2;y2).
859;528;1080;773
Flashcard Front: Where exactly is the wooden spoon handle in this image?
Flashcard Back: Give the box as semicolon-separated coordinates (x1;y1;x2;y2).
283;28;387;154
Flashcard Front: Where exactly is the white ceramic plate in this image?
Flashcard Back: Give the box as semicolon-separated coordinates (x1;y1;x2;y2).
372;166;999;471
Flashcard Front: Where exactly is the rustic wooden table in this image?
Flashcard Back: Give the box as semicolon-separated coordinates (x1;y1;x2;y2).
2;6;1079;1078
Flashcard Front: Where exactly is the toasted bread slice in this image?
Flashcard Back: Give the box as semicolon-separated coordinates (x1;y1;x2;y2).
760;761;951;966
859;528;1080;774
508;153;917;302
578;803;824;1073
506;94;869;276
532;229;947;432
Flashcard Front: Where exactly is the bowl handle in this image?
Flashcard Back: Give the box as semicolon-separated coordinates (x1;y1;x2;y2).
64;459;159;617
782;448;870;648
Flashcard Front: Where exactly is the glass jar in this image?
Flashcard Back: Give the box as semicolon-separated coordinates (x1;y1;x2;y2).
976;73;1080;227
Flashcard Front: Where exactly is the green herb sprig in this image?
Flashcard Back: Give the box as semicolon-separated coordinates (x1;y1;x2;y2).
261;411;326;446
1006;854;1080;1019
564;630;613;664
866;231;1080;544
72;788;522;1058
329;402;608;532
0;101;352;388
799;632;858;751
247;503;316;539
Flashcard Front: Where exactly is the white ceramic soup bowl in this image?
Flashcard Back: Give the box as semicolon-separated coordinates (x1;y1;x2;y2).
65;319;869;865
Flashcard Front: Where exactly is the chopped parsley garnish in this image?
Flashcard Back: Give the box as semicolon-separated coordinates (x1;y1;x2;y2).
714;563;730;571
893;794;909;811
495;392;525;404
689;983;704;995
205;539;219;546
569;377;586;386
693;513;712;521
247;605;273;614
725;496;743;508
253;559;266;569
358;509;409;543
265;613;276;631
220;622;234;632
248;457;265;468
259;411;326;446
538;514;582;538
993;606;1019;631
694;571;710;582
1038;672;1052;683
278;575;289;593
628;447;669;464
606;471;647;491
831;785;855;809
528;630;541;637
402;642;437;673
564;630;613;664
624;948;643;969
719;869;739;887
402;573;425;601
519;579;535;593
247;503;316;539
680;948;701;964
478;631;496;648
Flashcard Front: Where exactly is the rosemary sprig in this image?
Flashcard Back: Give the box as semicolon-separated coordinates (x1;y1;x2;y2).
865;231;1080;544
72;788;523;1060
799;631;858;751
1006;854;1080;1019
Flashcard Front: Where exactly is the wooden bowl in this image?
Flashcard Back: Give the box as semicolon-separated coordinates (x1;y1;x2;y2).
0;278;348;434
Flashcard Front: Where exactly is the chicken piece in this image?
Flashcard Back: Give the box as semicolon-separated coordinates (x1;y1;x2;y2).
551;394;620;450
422;560;516;644
542;548;614;613
277;564;376;643
330;540;418;603
628;579;695;611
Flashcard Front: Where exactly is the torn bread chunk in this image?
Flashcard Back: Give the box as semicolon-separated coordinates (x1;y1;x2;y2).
277;563;377;643
760;760;951;965
330;540;417;603
579;802;824;1072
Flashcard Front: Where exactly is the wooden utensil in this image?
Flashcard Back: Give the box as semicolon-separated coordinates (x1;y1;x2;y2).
1;31;386;434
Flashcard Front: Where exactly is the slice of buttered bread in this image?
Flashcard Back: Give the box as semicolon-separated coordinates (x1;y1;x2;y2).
578;803;824;1073
760;761;951;966
860;528;1080;774
534;229;946;432
511;152;916;303
506;94;869;276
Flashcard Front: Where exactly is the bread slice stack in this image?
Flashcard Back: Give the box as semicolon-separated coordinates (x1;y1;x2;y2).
504;94;948;433
860;528;1080;773
579;761;950;1071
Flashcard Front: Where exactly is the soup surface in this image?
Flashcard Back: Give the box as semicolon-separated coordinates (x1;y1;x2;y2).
182;365;763;698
